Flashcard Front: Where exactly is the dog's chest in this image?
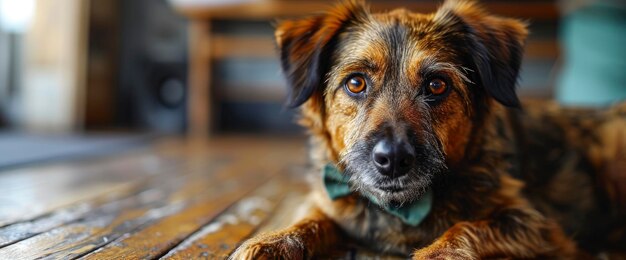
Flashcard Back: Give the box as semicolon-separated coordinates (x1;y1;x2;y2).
312;189;446;255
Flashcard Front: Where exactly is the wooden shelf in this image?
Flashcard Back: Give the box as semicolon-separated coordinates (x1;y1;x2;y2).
210;34;559;60
211;34;276;59
525;39;560;59
174;1;558;21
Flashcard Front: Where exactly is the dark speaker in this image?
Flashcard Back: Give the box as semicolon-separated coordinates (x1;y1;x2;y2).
117;0;188;133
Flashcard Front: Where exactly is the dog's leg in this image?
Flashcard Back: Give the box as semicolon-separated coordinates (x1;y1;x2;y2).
229;208;341;259
412;207;577;259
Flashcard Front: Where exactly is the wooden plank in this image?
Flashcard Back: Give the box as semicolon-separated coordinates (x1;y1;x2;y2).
0;156;227;259
0;156;213;248
80;158;285;259
0;183;132;248
0;151;179;227
0;145;298;259
0;140;207;229
0;137;306;259
251;189;308;236
161;171;308;259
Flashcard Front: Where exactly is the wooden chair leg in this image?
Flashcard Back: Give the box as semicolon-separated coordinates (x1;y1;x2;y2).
188;20;212;138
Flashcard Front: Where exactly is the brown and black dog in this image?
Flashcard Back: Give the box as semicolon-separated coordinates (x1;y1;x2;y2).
231;0;626;258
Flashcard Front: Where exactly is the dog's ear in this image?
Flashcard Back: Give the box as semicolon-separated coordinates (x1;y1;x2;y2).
436;0;528;108
275;0;368;108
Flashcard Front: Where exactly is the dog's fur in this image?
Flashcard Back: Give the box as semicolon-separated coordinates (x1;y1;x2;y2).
231;1;626;258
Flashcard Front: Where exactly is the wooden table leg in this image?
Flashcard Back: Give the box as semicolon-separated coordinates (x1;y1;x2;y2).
188;20;212;138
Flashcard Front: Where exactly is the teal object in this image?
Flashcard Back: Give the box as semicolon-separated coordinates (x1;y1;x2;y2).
557;3;626;106
322;164;433;226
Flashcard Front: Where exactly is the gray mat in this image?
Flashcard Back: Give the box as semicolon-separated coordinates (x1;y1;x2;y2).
0;132;157;170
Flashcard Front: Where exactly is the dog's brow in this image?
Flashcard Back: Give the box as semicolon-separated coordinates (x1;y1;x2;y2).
418;56;445;77
344;59;379;72
418;56;470;83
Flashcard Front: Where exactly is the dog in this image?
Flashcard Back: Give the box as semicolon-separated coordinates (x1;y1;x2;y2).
231;0;626;258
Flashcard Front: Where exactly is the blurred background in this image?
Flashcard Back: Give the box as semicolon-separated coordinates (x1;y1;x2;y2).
0;0;624;168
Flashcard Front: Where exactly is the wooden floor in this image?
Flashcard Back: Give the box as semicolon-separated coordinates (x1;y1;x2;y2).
0;136;307;259
0;136;405;259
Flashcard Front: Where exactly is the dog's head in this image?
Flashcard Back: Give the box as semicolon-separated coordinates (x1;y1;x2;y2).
276;0;527;206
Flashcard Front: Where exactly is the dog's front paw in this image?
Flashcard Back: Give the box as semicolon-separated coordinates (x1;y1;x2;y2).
413;244;477;260
229;233;306;260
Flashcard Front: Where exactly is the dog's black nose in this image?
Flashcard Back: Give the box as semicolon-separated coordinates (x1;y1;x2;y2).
372;138;415;177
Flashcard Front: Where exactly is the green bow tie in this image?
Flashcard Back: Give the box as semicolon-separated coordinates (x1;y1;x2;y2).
323;164;433;226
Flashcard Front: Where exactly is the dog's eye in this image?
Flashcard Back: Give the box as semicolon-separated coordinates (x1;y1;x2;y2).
345;75;367;94
428;78;447;95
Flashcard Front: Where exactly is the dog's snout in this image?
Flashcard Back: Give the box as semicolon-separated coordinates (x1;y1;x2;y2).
372;138;415;178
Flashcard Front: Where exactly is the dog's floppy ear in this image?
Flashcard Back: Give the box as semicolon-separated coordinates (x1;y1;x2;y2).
275;1;368;108
436;0;528;108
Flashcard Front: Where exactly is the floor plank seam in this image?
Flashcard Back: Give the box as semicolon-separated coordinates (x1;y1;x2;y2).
157;169;291;259
0;163;190;249
0;158;187;228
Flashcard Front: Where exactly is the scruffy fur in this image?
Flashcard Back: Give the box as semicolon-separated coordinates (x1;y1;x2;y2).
231;0;626;258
